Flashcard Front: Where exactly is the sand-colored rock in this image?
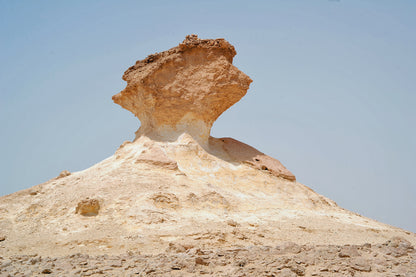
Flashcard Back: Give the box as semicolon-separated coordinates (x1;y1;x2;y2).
112;34;252;144
75;198;100;216
0;35;415;275
57;170;71;179
219;137;296;181
1;240;415;276
0;121;413;259
135;144;179;170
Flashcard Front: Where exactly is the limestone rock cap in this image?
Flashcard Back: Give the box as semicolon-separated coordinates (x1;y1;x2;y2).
112;35;252;143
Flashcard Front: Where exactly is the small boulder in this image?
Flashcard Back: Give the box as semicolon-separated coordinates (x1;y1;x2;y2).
276;242;302;254
58;170;71;179
75;198;100;216
278;268;297;277
195;257;209;266
41;268;52;274
226;219;239;227
339;245;360;258
167;243;186;253
349;257;371;272
151;193;180;209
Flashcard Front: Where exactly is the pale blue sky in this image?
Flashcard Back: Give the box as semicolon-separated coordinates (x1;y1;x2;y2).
1;0;415;232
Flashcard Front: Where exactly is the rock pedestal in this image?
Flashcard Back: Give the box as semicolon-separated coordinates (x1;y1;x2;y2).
112;35;252;144
2;35;413;276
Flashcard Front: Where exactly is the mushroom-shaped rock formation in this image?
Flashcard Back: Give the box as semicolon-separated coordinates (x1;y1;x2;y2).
1;35;415;264
112;34;252;144
113;35;295;181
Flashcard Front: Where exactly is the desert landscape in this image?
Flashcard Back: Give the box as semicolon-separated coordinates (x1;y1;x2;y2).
0;35;415;276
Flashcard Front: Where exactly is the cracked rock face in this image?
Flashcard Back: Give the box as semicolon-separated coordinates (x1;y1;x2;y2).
112;34;252;143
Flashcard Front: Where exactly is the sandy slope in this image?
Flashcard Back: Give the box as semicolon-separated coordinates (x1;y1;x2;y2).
1;35;414;275
0;134;414;259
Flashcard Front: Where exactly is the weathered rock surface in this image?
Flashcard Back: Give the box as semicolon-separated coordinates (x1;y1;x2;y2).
57;170;71;179
0;35;415;275
1;239;415;276
75;198;100;216
113;34;252;144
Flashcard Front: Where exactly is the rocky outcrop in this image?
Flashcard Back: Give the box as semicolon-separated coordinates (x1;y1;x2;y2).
113;34;294;181
1;238;414;276
0;35;415;275
112;34;252;144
